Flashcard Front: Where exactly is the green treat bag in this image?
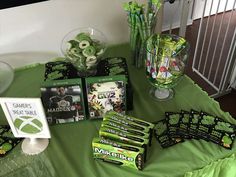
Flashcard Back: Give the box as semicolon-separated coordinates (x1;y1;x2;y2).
178;110;191;139
166;112;182;139
0;125;22;157
189;109;201;139
210;117;236;149
154;119;180;148
92;137;145;170
220;133;235;150
0;125;10;136
197;112;216;141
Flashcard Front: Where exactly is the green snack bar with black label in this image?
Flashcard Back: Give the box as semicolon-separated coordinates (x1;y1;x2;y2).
101;120;150;139
92;137;145;170
189;110;201;139
210;117;236;149
99;127;149;147
106;111;155;129
103;114;151;133
101;124;151;148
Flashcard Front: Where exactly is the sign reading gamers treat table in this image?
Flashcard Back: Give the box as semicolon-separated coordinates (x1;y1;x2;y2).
0;98;51;139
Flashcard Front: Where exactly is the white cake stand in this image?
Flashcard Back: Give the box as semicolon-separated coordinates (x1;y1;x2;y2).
21;138;49;155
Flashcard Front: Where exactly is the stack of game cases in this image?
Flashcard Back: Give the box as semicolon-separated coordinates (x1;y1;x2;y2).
44;61;78;81
94;57;133;111
154;110;236;149
92;111;154;170
42;57;133;124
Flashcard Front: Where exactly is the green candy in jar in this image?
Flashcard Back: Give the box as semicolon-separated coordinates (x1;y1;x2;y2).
75;33;92;42
82;46;96;57
79;40;90;49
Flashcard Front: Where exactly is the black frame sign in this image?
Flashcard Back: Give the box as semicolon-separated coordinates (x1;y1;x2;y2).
0;0;48;10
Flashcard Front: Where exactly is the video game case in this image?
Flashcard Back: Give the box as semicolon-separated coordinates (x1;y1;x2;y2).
85;75;126;119
44;61;78;81
97;57;128;77
41;78;86;124
96;57;133;111
92;137;145;170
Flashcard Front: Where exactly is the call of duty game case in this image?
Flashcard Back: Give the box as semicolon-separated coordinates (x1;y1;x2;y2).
41;78;86;124
86;75;126;119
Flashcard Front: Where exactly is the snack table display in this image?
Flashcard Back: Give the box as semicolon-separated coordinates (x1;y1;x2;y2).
1;44;236;177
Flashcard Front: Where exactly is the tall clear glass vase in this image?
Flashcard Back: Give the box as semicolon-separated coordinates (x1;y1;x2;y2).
129;23;155;69
146;34;190;101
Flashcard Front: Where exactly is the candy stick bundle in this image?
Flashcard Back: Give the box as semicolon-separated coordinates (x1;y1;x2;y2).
123;0;162;68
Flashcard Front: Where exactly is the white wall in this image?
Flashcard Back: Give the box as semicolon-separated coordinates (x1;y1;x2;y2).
0;0;190;68
162;0;193;31
192;0;236;20
0;0;141;67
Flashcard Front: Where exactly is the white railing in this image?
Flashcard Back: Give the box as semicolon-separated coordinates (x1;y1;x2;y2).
159;0;236;97
191;0;236;97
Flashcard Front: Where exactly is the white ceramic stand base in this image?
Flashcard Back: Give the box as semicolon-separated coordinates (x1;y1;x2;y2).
21;138;49;155
149;87;174;101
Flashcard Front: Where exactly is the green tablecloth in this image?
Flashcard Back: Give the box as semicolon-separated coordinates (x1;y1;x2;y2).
1;44;236;177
